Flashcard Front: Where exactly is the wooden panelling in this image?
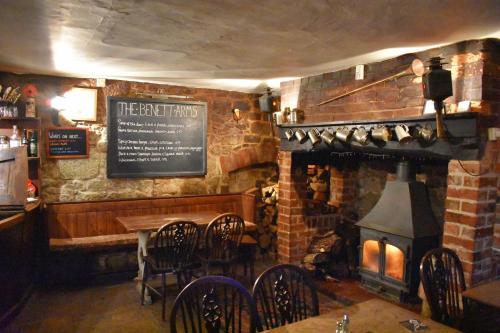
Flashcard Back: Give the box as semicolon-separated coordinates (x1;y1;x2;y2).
0;202;41;328
45;193;255;240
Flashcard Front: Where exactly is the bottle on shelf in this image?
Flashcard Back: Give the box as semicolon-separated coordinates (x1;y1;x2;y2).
21;129;28;146
26;179;38;199
0;135;9;149
9;125;21;148
28;130;38;157
25;97;37;118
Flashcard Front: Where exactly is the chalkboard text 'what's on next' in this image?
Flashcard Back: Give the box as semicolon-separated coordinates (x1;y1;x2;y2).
117;102;200;118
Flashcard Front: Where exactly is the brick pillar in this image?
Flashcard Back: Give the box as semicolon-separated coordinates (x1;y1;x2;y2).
277;151;308;264
443;142;499;286
492;141;500;278
328;165;356;208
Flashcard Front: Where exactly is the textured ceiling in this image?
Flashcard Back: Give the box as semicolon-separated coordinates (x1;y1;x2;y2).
0;0;499;92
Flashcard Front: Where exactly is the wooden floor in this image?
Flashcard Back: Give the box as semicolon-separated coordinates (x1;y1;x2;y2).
5;254;426;332
5;258;349;333
316;277;422;314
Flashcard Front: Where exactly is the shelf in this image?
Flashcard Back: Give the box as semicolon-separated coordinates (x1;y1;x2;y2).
0;118;42;186
0;117;41;129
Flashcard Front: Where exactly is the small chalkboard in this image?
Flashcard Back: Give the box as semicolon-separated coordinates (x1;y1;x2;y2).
46;128;89;159
107;97;207;178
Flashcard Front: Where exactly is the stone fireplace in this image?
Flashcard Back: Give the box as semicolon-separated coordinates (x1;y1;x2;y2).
276;39;499;290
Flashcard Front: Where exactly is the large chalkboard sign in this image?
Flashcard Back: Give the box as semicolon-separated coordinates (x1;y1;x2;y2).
107;97;207;178
46;128;89;159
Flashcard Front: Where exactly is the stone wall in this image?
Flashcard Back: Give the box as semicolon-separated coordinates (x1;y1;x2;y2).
0;73;279;202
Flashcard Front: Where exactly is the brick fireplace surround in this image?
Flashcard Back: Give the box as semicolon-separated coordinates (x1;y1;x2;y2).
277;39;499;287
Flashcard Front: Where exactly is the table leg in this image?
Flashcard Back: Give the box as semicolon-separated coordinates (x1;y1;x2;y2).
137;230;152;304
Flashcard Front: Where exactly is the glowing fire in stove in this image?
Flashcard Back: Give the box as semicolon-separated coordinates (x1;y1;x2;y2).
385;244;404;281
362;240;379;272
362;240;404;281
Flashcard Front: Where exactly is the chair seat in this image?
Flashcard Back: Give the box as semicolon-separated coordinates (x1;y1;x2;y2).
196;253;240;265
143;255;201;273
141;220;201;321
241;234;258;245
143;255;175;273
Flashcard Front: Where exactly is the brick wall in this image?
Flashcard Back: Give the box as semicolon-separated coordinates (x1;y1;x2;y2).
278;39;499;284
277;151;308;263
329;165;356;208
443;153;498;285
482;40;500;280
281;40;491;123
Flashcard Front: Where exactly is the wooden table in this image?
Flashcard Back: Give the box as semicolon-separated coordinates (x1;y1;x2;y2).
462;279;500;309
262;299;460;333
116;211;256;303
462;279;500;332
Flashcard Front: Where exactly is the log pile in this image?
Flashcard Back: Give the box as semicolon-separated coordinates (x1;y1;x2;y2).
302;207;360;279
307;165;330;201
302;230;343;272
255;184;278;256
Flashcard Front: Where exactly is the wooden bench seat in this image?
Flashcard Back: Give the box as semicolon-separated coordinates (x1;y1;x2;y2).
45;192;256;252
49;233;138;251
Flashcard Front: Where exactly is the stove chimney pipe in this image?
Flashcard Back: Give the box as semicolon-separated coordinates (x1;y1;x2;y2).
396;160;415;182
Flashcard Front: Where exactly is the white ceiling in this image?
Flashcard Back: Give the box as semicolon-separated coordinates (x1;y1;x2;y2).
0;0;499;93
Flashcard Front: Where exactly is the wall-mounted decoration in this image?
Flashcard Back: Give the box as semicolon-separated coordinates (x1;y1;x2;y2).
46;127;89;159
107;97;207;178
51;87;98;121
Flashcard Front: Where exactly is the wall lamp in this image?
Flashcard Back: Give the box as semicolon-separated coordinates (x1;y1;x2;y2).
232;108;242;122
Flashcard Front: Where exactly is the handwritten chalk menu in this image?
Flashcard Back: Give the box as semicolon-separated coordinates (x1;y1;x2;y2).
46;128;89;159
107;97;207;178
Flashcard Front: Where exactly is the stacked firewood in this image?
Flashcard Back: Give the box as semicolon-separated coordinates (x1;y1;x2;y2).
255;184;278;256
307;165;330;201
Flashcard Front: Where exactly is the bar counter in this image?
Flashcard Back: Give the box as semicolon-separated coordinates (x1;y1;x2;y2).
0;200;41;328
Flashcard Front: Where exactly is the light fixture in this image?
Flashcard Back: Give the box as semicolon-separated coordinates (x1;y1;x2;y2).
232;108;242;122
422;57;452;138
50;95;67;110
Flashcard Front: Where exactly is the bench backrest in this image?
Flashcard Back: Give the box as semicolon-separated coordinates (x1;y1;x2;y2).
45;193;255;238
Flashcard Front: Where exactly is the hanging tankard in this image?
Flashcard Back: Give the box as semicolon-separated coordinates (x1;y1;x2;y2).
308;129;321;146
320;129;335;145
371;125;392;142
285;129;295;141
417;124;435;143
294;129;307;143
395;124;413;144
352;127;369;145
336;127;353;143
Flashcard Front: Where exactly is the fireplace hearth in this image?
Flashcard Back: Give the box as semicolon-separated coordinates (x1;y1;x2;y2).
356;160;441;303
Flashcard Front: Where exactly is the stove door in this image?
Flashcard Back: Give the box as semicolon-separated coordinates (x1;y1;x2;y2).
384;243;404;281
361;239;380;273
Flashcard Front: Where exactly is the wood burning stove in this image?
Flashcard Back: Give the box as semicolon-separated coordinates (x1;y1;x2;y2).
356;160;440;303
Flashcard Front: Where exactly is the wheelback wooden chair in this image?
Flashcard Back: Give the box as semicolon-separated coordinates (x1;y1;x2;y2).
170;275;260;333
252;264;319;331
200;213;245;277
141;220;201;320
420;247;468;330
